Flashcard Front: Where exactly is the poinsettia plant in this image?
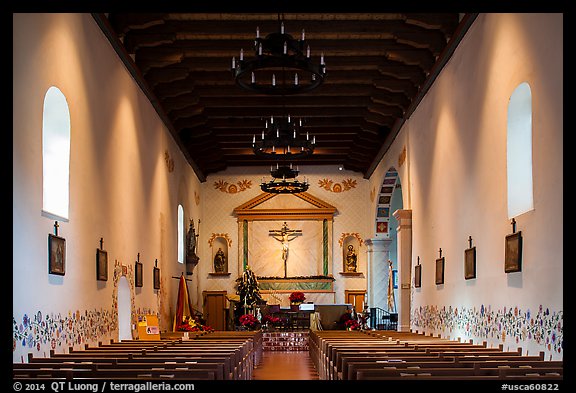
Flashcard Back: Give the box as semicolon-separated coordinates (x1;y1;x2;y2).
289;291;306;303
345;319;361;331
239;313;260;330
262;314;282;326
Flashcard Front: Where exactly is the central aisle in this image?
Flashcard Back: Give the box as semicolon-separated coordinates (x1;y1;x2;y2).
252;351;319;380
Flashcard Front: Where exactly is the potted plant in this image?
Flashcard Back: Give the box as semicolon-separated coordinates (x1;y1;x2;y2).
238;313;260;330
345;319;360;331
289;291;306;311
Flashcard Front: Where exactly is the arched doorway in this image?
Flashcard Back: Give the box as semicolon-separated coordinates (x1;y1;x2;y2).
117;276;132;341
367;167;403;329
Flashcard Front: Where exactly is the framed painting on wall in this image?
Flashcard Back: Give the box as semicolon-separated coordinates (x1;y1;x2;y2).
435;257;445;285
414;264;421;288
505;231;522;273
135;261;143;287
464;247;476;279
96;248;108;281
48;234;66;276
153;266;160;290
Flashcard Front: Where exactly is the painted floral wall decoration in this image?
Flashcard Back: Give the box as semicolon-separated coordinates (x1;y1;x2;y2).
318;178;357;193
164;150;175;173
13;259;159;358
411;304;563;356
214;179;252;194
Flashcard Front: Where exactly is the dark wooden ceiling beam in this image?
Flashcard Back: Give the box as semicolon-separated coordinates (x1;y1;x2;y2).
202;106;368;119
194;96;372;108
102;12;464;178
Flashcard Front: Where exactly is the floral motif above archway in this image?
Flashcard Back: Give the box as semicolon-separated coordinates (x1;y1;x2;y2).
208;233;232;247
338;232;364;248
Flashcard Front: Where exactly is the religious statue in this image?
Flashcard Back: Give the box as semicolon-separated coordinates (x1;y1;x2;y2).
269;222;302;278
186;219;200;275
213;247;226;273
345;244;358;272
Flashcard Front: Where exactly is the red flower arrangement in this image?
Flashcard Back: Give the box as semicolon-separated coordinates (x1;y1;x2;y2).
345;319;360;331
262;314;282;326
177;316;214;333
239;313;260;330
289;291;306;303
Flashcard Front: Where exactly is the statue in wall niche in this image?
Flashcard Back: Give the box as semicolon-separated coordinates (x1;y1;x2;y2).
213;247;227;273
345;244;358;272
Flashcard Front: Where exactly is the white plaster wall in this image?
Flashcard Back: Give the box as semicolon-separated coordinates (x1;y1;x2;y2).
370;13;563;359
200;165;371;307
13;13;201;362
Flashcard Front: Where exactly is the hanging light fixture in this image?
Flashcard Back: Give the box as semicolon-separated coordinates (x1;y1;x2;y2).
260;163;309;194
252;114;315;159
231;14;326;95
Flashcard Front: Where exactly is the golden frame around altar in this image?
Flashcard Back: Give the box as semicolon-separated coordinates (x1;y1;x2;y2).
233;192;337;279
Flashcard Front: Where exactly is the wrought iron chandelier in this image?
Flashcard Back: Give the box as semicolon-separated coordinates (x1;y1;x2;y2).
252;114;316;159
231;14;326;95
260;163;309;194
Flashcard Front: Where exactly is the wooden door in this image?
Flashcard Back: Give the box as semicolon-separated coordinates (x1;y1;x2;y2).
344;290;366;314
203;290;227;331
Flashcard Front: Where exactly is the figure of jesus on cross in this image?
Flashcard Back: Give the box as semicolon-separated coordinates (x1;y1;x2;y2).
269;222;302;278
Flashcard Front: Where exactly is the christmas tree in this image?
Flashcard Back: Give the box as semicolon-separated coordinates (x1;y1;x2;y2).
235;265;263;312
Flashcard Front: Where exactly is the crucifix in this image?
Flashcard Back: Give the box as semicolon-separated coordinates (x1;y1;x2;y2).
269;222;302;278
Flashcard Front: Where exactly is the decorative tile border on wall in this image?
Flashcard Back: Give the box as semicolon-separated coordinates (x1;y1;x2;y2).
12;306;157;358
411;304;563;356
13;309;118;354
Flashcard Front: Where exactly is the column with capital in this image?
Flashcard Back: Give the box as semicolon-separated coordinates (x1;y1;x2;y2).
392;209;412;332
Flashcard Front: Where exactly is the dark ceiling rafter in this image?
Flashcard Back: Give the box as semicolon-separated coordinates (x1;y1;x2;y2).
95;12;473;181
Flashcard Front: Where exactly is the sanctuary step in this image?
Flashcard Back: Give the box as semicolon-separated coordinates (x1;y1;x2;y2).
262;331;309;351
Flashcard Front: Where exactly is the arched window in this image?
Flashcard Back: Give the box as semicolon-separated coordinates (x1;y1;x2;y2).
42;86;71;220
177;204;184;263
507;82;534;218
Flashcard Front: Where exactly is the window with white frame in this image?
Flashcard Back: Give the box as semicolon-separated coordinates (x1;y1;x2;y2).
177;204;184;263
507;82;534;218
42;86;71;220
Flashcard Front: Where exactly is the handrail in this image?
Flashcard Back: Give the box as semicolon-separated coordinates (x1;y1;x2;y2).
369;307;397;330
